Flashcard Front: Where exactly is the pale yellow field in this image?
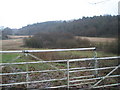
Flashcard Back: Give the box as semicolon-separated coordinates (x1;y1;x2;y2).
7;35;32;39
1;36;116;50
75;36;116;43
2;35;31;50
1;39;24;50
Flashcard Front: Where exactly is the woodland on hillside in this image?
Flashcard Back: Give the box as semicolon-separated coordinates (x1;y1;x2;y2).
2;15;118;39
1;15;119;54
18;15;118;37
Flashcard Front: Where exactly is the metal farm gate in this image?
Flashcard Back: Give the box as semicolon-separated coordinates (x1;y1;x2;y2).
0;47;120;89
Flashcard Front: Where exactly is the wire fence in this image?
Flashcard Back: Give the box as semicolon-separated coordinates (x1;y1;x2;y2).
0;47;120;89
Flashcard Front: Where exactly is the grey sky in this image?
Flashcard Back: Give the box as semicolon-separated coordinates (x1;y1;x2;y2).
0;0;119;29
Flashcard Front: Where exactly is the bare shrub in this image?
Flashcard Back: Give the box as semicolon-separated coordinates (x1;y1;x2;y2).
24;32;91;49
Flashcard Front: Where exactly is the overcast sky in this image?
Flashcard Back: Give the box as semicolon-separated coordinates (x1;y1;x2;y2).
0;0;119;29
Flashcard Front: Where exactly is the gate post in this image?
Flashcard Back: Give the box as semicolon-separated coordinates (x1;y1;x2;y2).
67;59;70;89
94;49;98;77
23;50;29;88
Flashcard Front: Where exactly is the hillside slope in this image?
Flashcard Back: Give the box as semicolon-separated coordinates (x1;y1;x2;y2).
3;15;118;37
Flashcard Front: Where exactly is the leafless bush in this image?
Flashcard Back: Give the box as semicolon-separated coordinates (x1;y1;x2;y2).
24;32;91;49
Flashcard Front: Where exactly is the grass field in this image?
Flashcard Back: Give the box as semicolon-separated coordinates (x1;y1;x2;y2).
75;36;116;43
1;39;24;50
1;35;116;50
1;50;118;88
7;35;31;39
1;35;118;88
1;35;117;65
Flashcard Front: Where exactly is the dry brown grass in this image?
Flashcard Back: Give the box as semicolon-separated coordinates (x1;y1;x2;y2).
1;35;116;50
75;36;116;43
1;39;24;50
7;35;32;39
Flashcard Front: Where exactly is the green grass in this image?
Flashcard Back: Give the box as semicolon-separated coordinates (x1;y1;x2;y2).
0;54;2;63
1;53;55;71
58;51;117;58
1;53;25;63
1;50;117;63
1;50;117;71
1;50;118;88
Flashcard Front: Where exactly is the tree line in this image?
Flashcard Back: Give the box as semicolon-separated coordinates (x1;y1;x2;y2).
2;15;118;39
17;15;118;37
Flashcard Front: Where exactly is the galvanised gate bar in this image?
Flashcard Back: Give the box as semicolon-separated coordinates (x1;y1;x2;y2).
0;47;120;89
